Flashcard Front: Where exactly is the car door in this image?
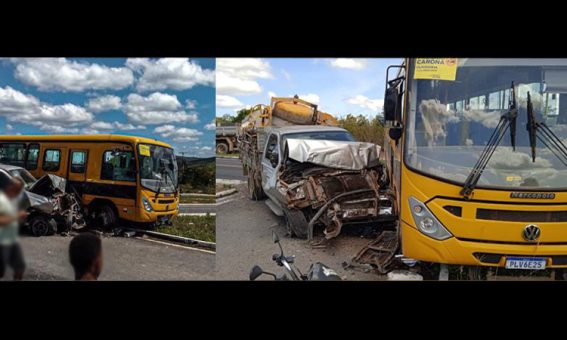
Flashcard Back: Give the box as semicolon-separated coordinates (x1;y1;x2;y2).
261;133;281;201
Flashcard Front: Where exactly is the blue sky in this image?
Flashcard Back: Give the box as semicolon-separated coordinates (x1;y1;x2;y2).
0;58;215;157
216;58;401;119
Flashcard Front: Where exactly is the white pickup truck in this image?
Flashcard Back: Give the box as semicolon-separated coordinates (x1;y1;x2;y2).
238;97;392;240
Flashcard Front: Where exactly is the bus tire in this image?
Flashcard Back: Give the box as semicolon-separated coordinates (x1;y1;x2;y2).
97;204;118;231
216;143;229;154
284;208;308;239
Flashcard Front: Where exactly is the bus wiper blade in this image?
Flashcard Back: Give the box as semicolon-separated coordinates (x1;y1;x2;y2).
526;91;537;162
525;91;567;167
460;82;518;198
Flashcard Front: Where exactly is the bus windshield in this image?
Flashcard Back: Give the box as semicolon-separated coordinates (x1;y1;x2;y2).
138;144;178;193
405;58;567;190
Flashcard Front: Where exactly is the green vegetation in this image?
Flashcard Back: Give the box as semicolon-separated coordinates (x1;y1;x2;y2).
177;156;215;194
179;195;216;204
157;214;216;242
216;107;251;126
338;114;385;145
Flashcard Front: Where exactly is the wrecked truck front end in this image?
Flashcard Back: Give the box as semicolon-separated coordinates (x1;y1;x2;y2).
278;139;393;239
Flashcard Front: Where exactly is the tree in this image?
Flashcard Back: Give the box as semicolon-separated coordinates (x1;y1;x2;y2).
338;113;384;145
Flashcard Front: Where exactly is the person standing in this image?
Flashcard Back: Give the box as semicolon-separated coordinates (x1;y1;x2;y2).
0;177;28;280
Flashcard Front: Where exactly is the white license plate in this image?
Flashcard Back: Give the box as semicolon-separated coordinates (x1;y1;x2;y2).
505;257;547;270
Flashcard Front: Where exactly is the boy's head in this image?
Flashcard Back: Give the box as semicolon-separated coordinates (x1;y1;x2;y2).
69;232;103;280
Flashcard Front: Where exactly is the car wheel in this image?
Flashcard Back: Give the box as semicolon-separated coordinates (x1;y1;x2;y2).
216;143;229;154
29;215;57;237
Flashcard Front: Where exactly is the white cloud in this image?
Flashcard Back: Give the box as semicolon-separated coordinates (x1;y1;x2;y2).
200;146;212;151
205;120;216;130
268;91;277;99
216;58;272;96
39;124;79;133
81;128;99;135
126;58;214;91
86;95;122;113
6;124;13;130
281;69;292;81
347;95;384;112
0;86;94;127
124;92;199;125
185;99;197;109
11;58;134;92
89;121;146;131
296;93;320;105
216;94;244;108
154;124;203;142
330;58;368;70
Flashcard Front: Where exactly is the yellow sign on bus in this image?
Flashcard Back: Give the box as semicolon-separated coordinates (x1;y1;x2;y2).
414;58;458;81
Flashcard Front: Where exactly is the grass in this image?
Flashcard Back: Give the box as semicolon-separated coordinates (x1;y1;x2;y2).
179;195;216;204
216;183;235;192
157;214;216;242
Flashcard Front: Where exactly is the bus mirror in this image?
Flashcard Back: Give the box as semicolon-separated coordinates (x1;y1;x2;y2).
389;126;403;142
384;87;398;122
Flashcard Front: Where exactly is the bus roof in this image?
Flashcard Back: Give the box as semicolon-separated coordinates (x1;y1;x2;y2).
0;134;173;149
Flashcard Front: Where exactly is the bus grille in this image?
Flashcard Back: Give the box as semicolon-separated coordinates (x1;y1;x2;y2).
476;209;567;222
158;199;175;204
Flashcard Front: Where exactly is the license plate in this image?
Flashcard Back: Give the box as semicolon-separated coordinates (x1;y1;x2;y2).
505;257;547;270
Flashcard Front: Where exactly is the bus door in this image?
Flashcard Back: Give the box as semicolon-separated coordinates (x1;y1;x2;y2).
67;149;88;196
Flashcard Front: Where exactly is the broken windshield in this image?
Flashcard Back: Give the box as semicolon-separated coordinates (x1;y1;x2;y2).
405;58;567;190
138;144;178;193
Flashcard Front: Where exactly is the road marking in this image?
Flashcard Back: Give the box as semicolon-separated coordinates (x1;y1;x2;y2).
134;237;216;254
178;213;216;216
217;198;235;206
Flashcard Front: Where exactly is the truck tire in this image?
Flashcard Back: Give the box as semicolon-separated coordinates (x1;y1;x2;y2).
29;215;57;237
284;208;308;239
217;143;229;154
247;175;265;201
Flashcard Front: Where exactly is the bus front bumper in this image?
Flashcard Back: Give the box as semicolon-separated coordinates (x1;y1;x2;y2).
401;221;567;268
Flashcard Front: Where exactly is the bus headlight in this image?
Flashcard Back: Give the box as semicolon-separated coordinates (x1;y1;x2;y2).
142;197;153;212
409;197;452;240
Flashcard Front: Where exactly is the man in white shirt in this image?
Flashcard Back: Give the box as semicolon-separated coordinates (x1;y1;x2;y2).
0;177;28;280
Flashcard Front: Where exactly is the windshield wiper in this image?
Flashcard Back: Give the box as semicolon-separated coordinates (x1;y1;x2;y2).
526;91;567;167
461;82;518;198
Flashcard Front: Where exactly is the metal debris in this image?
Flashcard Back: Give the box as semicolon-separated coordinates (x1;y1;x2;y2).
345;230;400;274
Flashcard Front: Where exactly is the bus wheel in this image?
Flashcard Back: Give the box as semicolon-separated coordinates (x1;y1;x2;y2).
283;209;308;239
98;205;118;231
216;143;229;154
29;215;57;237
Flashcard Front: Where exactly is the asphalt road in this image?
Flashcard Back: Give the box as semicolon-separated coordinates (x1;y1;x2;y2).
180;204;216;214
216;157;245;180
1;235;215;281
215;183;385;281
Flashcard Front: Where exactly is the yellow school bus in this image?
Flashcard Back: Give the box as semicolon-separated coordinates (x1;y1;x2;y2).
0;134;179;229
384;58;567;279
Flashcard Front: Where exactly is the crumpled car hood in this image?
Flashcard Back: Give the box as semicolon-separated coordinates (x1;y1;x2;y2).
286;139;381;170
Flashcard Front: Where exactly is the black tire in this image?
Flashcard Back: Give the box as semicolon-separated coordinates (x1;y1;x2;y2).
97;204;118;231
284;208;308;239
29;215;57;237
216;143;229;154
247;175;264;201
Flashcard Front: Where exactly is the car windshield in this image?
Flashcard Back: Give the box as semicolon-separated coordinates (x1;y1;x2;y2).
282;131;355;145
405;58;567;189
9;169;36;188
138;144;178;193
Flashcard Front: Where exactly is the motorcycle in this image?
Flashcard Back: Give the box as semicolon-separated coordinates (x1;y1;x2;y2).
249;231;342;281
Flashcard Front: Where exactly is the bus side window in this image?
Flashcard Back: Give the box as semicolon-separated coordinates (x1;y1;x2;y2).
70;151;86;173
0;143;26;167
101;150;135;182
42;149;61;172
26;144;40;170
